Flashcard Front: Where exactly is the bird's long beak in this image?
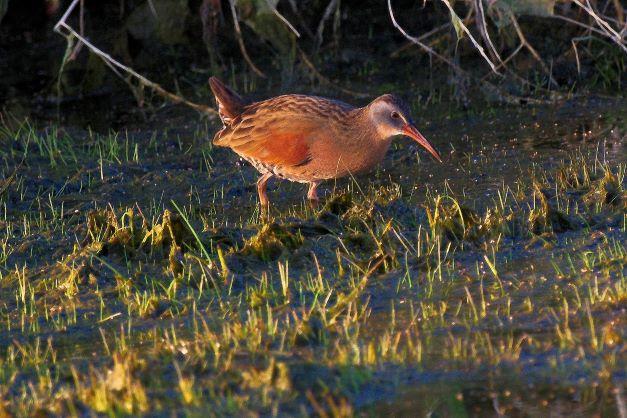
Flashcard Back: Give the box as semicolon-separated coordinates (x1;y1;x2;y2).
402;124;442;162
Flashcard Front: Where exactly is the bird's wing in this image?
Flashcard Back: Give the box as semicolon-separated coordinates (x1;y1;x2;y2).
214;95;353;168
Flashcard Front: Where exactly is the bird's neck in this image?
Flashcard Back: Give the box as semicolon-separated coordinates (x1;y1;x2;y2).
350;106;390;143
328;108;392;174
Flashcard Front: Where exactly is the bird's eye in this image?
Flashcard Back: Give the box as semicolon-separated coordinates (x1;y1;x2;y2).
391;111;400;119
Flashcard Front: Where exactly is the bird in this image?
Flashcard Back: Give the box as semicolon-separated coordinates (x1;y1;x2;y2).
208;77;442;208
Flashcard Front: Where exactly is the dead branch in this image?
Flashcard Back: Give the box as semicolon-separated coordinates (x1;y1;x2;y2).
573;0;627;52
68;0;84;60
228;0;267;78
390;23;450;58
286;0;315;38
388;0;562;106
551;4;627;53
509;12;559;88
439;0;501;74
480;44;524;80
264;0;300;38
550;13;607;37
387;0;460;69
54;0;217;117
474;0;502;65
315;0;339;50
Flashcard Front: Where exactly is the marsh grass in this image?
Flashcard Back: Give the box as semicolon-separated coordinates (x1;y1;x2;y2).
0;118;624;416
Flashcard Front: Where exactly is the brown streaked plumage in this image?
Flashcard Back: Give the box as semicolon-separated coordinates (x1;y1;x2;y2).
209;77;442;207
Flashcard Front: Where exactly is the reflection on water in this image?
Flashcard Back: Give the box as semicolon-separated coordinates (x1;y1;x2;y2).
373;380;624;417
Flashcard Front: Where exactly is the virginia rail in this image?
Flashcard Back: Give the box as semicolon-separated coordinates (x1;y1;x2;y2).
209;77;442;207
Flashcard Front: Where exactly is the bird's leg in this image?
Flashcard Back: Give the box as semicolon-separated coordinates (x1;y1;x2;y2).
307;181;320;206
257;173;273;208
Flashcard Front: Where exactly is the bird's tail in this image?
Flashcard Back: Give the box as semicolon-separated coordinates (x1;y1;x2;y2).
208;77;246;126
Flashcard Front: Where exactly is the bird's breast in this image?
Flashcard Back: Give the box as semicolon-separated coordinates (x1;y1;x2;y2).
306;134;392;180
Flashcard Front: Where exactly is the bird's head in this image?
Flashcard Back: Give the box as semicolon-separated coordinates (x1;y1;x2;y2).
368;94;442;162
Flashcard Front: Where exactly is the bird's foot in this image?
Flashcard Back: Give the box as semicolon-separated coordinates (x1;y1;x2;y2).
257;173;273;215
307;182;320;208
258;196;271;218
307;197;320;209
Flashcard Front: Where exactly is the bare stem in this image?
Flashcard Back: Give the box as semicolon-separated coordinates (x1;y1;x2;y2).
474;0;503;65
509;12;559;88
264;0;300;38
228;0;267;78
439;0;501;74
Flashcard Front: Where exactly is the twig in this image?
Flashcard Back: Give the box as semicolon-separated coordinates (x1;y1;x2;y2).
573;0;627;52
480;43;523;80
286;0;315;38
390;10;475;59
387;0;459;69
388;0;559;105
228;0;267;78
147;0;157;18
550;14;607;37
389;0;492;78
509;12;559;88
474;0;502;65
264;0;300;38
315;0;339;49
570;36;594;75
439;0;501;74
68;0;84;60
390;23;450;58
552;7;627;52
54;0;217;117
